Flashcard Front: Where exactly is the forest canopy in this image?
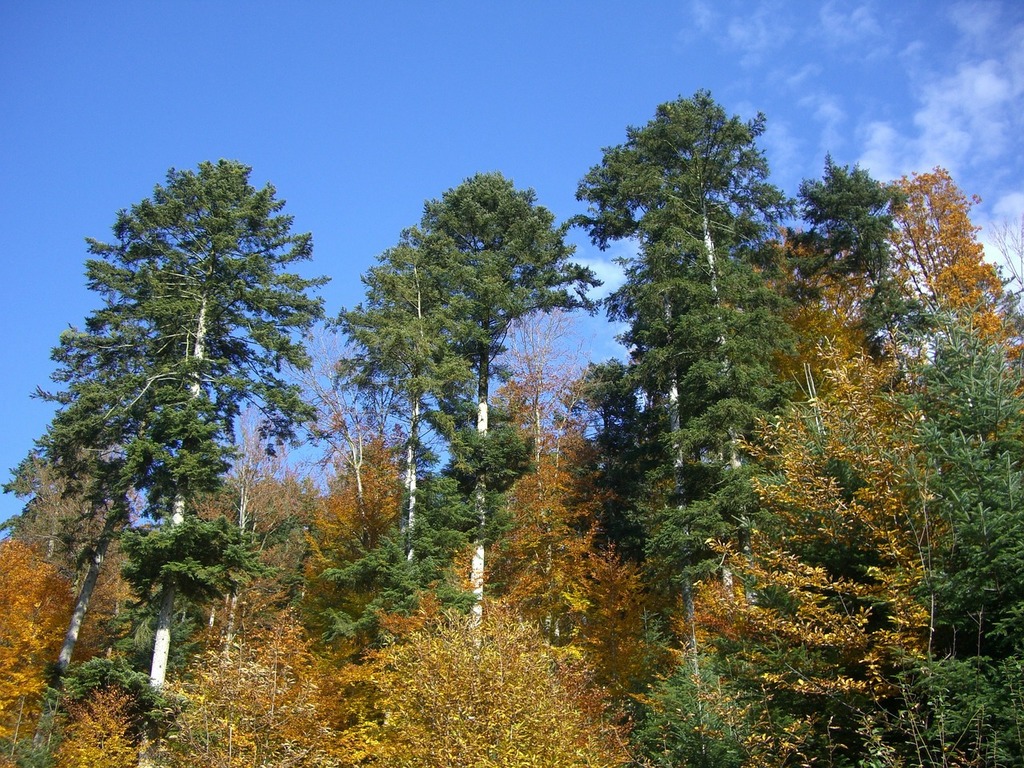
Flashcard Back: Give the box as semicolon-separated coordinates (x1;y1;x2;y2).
3;93;1023;767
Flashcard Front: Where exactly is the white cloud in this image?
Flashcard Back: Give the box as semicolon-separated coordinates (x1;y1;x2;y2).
577;246;631;301
854;4;1024;187
799;93;846;159
762;119;802;190
688;0;716;34
680;0;794;65
993;191;1024;221
913;59;1016;174
819;1;883;49
785;63;822;89
947;1;1002;48
857;120;906;181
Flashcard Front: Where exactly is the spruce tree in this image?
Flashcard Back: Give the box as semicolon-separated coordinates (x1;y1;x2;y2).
44;160;326;688
576;92;792;624
419;172;597;620
340;233;471;560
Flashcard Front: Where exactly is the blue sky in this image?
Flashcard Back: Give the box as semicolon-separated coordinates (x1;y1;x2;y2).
2;1;1023;524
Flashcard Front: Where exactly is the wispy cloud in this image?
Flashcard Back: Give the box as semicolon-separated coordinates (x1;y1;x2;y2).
914;59;1018;171
947;0;1004;48
681;0;795;66
579;255;627;301
856;5;1024;190
800;93;846;160
857;121;905;182
576;238;637;301
818;1;884;51
993;192;1024;222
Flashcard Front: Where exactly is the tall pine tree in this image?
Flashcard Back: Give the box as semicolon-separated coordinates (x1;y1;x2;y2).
46;160;327;688
576;92;792;629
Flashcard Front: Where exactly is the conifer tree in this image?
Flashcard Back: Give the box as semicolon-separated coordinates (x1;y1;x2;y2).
45;160;326;689
790;158;910;354
341;233;471;560
576;91;791;625
403;172;596;621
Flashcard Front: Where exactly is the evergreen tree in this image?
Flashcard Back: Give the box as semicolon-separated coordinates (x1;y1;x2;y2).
418;172;597;620
340;232;471;560
904;319;1024;764
790;157;911;353
576;91;792;623
45;160;327;689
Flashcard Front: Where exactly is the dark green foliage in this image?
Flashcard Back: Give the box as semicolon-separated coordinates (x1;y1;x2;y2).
407;475;477;578
576;90;790;254
422;173;597;355
894;657;1024;766
913;320;1024;659
791;157;918;351
576;91;793;600
121;515;266;605
60;657;166;740
632;660;744;768
35;160;327;687
67;160;327;515
576;360;662;561
447;419;533;498
317;534;421;644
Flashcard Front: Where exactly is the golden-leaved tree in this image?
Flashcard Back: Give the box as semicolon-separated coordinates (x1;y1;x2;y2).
698;349;932;763
53;687;137;768
0;539;73;742
359;608;629;767
162;610;341;768
891;167;1004;339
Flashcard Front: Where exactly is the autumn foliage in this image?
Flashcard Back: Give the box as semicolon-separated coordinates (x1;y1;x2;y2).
53;687;137;768
359;608;629;767
6;126;1024;767
0;539;72;741
892;168;1004;338
162;611;342;768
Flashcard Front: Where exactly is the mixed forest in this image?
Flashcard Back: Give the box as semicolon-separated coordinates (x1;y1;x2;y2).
4;91;1024;767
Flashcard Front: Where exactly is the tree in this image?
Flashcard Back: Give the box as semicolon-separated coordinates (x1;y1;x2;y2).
162;612;341;768
901;318;1024;764
340;232;470;560
727;348;929;762
361;609;629;767
415;172;598;621
575;91;792;631
0;540;73;743
789;157;909;354
47;160;327;688
302;438;411;660
53;687;137;768
3;450;130;676
891;167;1004;339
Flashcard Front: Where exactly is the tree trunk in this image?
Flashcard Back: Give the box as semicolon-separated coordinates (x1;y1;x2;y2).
470;352;489;625
149;583;177;689
150;297;207;689
56;526;113;672
405;399;419;560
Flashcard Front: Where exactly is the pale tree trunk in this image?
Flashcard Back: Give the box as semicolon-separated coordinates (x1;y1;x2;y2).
405;268;427;560
57;524;114;672
404;399;419;560
150;297;207;690
221;473;249;650
664;292;696;650
149;583;177;689
470;355;489;626
702;210;745;597
149;495;185;689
